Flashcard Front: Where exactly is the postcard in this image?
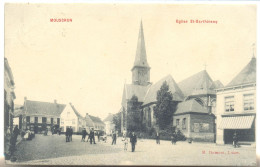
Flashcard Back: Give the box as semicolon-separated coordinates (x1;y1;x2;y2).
3;3;258;166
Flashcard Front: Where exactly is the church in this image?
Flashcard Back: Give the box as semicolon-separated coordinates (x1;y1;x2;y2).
120;21;223;142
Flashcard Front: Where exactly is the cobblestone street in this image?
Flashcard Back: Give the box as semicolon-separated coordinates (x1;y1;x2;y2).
6;134;256;166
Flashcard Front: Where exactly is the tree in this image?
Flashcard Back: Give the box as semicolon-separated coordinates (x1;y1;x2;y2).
127;95;142;132
153;81;174;130
112;112;121;132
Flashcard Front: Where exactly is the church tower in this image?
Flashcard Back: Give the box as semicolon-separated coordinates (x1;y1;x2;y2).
131;21;151;86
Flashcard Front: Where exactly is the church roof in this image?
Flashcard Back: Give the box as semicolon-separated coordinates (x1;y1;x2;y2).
226;57;256;87
103;113;114;122
132;21;150;70
178;70;217;97
121;84;150;107
174;99;208;115
213;80;224;89
24;100;66;117
143;75;184;106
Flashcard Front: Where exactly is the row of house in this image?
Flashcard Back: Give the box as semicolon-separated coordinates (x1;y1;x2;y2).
120;21;256;145
14;98;106;133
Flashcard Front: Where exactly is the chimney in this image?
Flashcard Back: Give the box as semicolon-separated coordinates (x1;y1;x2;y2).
54;99;57;104
24;97;27;101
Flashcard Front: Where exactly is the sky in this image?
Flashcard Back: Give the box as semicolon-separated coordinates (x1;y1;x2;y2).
4;3;257;120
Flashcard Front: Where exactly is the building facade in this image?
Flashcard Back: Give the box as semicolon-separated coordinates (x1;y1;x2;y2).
103;113;115;135
17;97;65;133
4;58;16;134
216;57;256;145
60;103;86;133
173;70;223;142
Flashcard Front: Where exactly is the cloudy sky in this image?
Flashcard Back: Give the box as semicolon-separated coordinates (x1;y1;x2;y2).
5;4;256;119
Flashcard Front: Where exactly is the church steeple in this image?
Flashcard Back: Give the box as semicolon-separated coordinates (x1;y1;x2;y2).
131;21;151;86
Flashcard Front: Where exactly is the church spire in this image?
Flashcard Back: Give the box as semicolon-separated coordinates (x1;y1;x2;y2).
131;21;151;86
132;20;150;70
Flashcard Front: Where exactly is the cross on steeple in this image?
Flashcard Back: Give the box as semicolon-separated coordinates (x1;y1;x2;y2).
203;63;207;71
252;43;255;58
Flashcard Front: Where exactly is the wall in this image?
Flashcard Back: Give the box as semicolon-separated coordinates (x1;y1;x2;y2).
173;114;190;137
190;114;215;142
216;85;256;144
60;106;79;132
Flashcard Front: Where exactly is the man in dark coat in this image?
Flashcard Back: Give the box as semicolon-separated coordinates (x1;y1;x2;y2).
171;131;177;145
130;131;137;152
65;127;70;142
89;128;96;144
111;131;117;145
81;128;87;142
69;126;73;142
13;125;20;143
156;132;160;144
233;132;238;148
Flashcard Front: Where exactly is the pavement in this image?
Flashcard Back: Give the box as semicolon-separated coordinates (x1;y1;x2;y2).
6;134;256;166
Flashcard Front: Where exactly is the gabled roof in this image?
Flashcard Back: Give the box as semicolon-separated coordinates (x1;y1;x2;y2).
143;75;184;106
103;113;114;122
226;57;256;87
89;115;105;125
132;21;150;70
121;84;150;107
14;104;24;117
175;99;208;115
213;80;224;89
25;100;66;117
70;103;84;118
85;114;95;127
178;70;217;97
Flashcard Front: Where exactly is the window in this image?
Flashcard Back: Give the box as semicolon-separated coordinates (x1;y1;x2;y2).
72;119;75;125
244;94;254;111
42;117;47;123
51;118;53;124
61;118;64;125
67;112;70;117
35;117;38;123
225;96;234;112
176;119;180;127
182;118;186;129
26;116;30;123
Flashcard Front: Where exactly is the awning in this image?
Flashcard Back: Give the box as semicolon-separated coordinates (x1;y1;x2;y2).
218;115;255;129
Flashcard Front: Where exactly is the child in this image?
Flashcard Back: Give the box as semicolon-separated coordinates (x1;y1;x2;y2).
122;135;128;151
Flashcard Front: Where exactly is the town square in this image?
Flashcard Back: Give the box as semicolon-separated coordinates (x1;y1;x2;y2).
3;3;257;166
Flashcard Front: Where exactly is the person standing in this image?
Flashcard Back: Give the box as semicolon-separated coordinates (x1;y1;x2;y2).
111;131;117;145
171;131;177;145
13;125;20;143
97;131;100;142
81;128;87;142
233;132;238;148
122;134;128;151
69;126;73;142
89;128;96;144
130;131;137;152
65;127;70;142
156;132;160;144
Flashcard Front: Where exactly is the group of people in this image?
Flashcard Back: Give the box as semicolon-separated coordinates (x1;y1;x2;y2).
120;131;137;152
80;128;97;144
155;131;177;145
65;126;73;142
